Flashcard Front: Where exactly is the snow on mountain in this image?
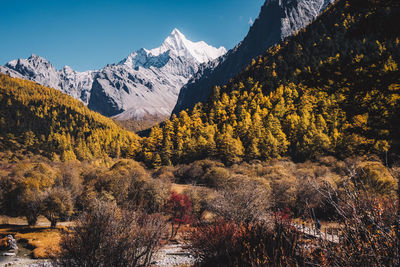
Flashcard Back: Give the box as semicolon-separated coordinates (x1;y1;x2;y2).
0;54;97;104
147;29;227;64
58;65;97;104
173;0;334;115
88;29;226;118
0;29;226;120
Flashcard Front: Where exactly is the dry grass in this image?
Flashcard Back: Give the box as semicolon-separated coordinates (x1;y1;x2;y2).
171;183;209;194
20;229;62;258
171;183;192;194
0;216;71;259
201;211;216;222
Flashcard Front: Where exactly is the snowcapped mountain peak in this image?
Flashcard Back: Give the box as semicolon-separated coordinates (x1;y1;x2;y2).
27;54;52;67
6;54;50;70
148;29;227;64
62;65;74;73
3;54;58;89
170;28;185;38
162;28;188;48
120;29;226;69
29;54;43;60
89;29;226;118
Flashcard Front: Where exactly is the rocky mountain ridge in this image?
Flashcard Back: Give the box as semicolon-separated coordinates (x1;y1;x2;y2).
0;55;96;104
172;0;334;114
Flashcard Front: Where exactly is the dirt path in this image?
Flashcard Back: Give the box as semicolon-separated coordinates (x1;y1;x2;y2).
293;224;340;243
152;242;196;267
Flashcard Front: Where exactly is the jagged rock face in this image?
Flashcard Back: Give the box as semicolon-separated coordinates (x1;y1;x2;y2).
0;55;96;104
172;0;333;115
0;29;226;120
279;0;333;39
58;66;96;104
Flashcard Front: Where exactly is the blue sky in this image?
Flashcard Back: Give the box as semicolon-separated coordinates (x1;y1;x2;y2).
0;0;264;71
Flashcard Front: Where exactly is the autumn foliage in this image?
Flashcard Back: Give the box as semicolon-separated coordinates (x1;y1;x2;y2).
188;217;305;267
0;74;139;161
166;192;193;238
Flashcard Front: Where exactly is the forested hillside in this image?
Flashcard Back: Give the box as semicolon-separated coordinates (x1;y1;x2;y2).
0;0;399;168
141;0;400;167
0;74;140;160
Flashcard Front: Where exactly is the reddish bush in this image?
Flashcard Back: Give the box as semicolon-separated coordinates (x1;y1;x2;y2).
188;217;305;267
166;192;193;238
189;220;241;266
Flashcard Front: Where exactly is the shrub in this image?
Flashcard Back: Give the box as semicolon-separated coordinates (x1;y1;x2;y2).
174;160;224;184
204;167;231;188
57;163;83;199
208;177;270;224
42;187;74;228
153;166;175;183
313;175;399;266
167;192;193;238
56;201;166;267
184;187;214;221
354;161;397;195
140;178;170;213
188;220;239;266
93;159;170;213
2;162;57;225
188;217;305;267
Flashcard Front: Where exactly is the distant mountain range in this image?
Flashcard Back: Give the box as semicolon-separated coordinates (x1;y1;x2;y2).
0;29;226;120
172;0;334;115
0;55;96;104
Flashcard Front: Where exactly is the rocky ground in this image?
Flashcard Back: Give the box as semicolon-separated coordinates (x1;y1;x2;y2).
152;242;196;267
0;232;196;267
1;244;196;267
1;258;52;267
0;243;196;267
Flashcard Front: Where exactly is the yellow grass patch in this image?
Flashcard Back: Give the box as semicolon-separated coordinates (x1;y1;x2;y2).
170;183;208;194
0;226;64;258
201;211;216;222
17;229;63;258
171;183;192;194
